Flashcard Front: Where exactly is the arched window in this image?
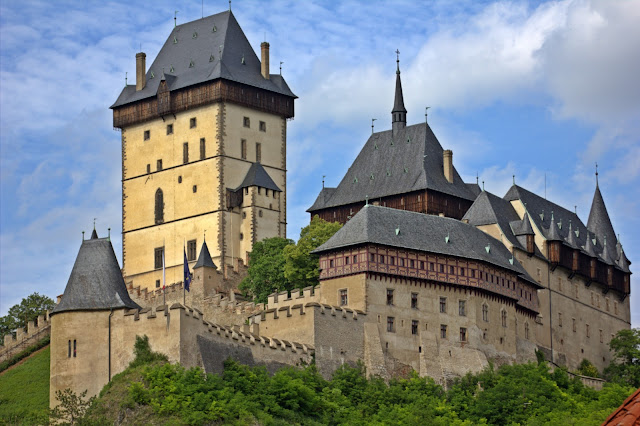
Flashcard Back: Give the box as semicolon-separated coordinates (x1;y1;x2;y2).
155;188;164;224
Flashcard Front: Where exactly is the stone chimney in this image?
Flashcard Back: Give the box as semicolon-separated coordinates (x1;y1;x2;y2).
443;150;454;183
136;52;146;91
260;42;270;79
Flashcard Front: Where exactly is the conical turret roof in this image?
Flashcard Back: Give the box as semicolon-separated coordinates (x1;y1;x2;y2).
616;241;631;272
546;213;562;241
392;64;407;114
51;235;140;315
599;237;615;265
194;241;217;269
565;220;579;249
587;184;617;255
582;231;597;257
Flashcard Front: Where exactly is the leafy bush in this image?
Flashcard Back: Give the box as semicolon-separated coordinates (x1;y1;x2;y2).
128;335;167;368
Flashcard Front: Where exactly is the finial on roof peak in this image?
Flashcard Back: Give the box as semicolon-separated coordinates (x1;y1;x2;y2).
395;49;400;74
174;10;178;27
371;118;376;134
513;175;515;185
595;162;599;186
82;231;85;241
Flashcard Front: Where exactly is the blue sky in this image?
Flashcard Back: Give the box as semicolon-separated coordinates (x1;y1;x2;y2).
1;0;639;325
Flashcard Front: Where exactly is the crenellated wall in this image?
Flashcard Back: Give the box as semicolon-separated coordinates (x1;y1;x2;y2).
0;311;51;362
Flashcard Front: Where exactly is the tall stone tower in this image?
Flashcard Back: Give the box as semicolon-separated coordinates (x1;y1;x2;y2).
111;11;296;292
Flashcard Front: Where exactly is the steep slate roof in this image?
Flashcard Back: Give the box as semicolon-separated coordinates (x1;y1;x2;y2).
586;184;618;253
314;205;540;287
111;11;296;109
462;191;544;258
235;162;281;192
52;234;140;315
194;241;217;269
307;122;477;212
504;184;619;265
308;187;337;212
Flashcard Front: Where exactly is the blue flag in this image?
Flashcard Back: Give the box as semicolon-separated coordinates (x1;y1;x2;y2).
183;249;192;292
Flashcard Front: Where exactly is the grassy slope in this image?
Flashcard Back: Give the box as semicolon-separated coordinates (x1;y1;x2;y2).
0;346;50;425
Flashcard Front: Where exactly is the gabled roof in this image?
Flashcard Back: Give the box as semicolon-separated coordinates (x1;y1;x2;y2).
111;11;296;109
587;184;618;257
307;122;477;212
314;205;540;287
194;241;217;269
235;162;281;192
51;234;140;315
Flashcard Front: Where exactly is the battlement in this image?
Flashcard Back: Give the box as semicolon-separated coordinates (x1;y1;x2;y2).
1;311;51;362
254;301;365;322
266;286;322;310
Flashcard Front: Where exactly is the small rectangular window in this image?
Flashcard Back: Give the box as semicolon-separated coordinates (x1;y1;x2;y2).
471;269;476;278
420;261;425;269
200;138;206;160
461;267;465;276
558;312;563;327
572;318;576;332
166;124;173;135
586;324;590;338
353;255;357;263
411;292;418;309
241;139;247;160
410;259;415;268
73;340;77;357
259;121;266;132
459;300;466;316
439;297;447;313
482;304;489;322
256;143;261;162
439;264;444;273
154;247;164;269
430;262;434;271
156;279;160;288
440;324;447;339
190;117;197;128
144;130;150;140
157;159;162;171
146;164;151;174
411;320;418;335
187;239;197;261
243;117;250;128
340;289;348;306
460;327;467;342
380;255;385;264
329;259;334;267
183;142;189;164
387;317;395;333
449;265;454;274
386;289;394;306
68;340;71;358
370;253;375;262
345;256;349;265
390;257;395;266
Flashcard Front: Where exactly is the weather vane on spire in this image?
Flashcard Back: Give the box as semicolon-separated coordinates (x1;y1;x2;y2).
396;49;400;73
371;118;377;134
595;162;599;185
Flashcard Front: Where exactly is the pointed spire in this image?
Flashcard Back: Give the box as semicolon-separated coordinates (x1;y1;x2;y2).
587;181;617;255
520;212;534;235
600;236;614;265
391;49;407;135
565;220;579;249
616;240;631;272
546;212;562;241
582;231;597;257
194;241;217;269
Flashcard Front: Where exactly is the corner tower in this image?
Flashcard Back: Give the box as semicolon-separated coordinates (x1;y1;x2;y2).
111;11;296;292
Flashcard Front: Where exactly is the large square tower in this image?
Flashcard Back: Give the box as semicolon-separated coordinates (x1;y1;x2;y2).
111;11;296;291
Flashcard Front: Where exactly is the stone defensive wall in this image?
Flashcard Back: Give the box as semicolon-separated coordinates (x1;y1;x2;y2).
266;286;321;310
0;311;51;362
249;302;366;378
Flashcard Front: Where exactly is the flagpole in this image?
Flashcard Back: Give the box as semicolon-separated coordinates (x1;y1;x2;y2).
163;239;166;306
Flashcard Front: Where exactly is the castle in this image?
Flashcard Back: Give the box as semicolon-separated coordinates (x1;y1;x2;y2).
49;10;631;408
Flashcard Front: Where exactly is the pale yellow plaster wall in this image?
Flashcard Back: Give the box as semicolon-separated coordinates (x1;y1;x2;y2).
319;275;367;312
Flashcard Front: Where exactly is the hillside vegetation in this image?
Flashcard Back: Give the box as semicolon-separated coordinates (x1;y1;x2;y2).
0;345;50;425
81;357;633;425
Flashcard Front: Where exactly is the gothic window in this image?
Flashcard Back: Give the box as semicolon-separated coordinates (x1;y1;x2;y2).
439;297;447;313
387;317;395;333
200;138;206;160
187;240;196;261
386;289;394;306
482;304;489;322
241;139;247;159
155;188;164;224
154;247;164;269
340;289;348;306
440;324;447;339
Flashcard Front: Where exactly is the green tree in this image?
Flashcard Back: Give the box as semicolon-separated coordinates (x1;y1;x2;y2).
0;292;54;341
577;358;599;378
49;388;95;425
239;237;294;303
283;215;342;289
604;328;640;387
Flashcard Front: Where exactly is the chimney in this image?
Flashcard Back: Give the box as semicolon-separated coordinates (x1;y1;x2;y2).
260;42;270;79
136;52;146;91
443;150;454;183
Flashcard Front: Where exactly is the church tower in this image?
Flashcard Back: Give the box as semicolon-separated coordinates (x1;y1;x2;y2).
110;11;296;292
